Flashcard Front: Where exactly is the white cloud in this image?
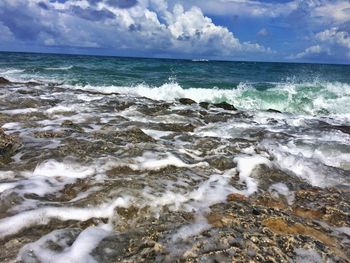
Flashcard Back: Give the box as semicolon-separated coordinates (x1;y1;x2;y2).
0;0;271;58
315;27;350;49
181;0;298;18
289;45;324;59
311;1;350;25
290;27;350;61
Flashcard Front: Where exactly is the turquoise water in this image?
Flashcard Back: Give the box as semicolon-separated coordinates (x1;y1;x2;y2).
1;51;350;116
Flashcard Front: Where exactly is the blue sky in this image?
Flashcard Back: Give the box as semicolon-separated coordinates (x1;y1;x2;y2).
0;0;350;64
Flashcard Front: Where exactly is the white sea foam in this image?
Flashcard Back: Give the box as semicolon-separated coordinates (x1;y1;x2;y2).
2;108;38;115
262;140;347;187
129;152;208;171
0;69;25;75
294;248;323;263
44;66;73;71
46;105;76;114
268;182;295;205
66;80;350;117
1;122;22;130
0;160;95;197
0;197;128;238
172;216;210;241
18;225;112;263
141;129;173;139
234;155;271;195
0;171;15;180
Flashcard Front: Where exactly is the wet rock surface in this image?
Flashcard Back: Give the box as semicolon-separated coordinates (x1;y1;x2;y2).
213;102;237;111
0;77;11;85
0;128;21;163
178;98;197;105
0;81;349;262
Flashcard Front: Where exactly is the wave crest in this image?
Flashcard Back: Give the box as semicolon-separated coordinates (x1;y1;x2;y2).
68;80;350;116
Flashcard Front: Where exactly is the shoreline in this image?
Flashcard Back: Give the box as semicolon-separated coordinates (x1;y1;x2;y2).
0;78;349;262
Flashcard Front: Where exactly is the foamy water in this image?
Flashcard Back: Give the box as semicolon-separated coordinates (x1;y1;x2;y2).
0;53;349;262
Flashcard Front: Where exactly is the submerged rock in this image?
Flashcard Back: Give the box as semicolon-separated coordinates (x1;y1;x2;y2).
206;156;235;170
61;120;84;133
117;127;156;143
333;125;350;135
178;98;197;105
0;128;20;157
137;103;171;116
199;102;210;109
267;108;282;113
155;123;196;132
213;102;237;111
0;77;10;85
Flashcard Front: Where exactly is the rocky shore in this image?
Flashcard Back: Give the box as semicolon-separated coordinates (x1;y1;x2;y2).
0;78;349;262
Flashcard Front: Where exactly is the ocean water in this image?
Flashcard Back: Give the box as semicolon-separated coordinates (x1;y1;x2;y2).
1;52;350;116
0;52;350;262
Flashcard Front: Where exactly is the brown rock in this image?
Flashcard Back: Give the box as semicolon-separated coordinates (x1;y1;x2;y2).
262;217;346;259
227;193;247;202
292;207;322;220
0;128;20;157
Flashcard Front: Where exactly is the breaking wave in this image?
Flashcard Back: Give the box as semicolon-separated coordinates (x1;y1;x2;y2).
68;80;350;116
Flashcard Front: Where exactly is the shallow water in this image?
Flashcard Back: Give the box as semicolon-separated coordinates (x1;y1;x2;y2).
0;52;349;262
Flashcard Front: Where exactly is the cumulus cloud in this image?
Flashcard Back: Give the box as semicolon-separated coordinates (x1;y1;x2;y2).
315;27;350;49
178;0;298;18
290;27;350;61
310;1;350;25
0;0;270;58
289;45;324;59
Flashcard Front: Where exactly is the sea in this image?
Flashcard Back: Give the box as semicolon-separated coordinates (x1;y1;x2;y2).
0;51;349;262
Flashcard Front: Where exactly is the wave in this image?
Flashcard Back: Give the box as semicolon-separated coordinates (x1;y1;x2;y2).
44;66;73;71
0;69;25;75
67;80;350;117
192;59;209;62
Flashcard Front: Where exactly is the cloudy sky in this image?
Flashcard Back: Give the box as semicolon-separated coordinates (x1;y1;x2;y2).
0;0;350;64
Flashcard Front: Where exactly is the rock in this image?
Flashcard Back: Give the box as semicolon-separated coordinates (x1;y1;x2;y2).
333;125;350;135
0;77;10;85
154;123;196;132
206;212;236;228
61;120;84;132
94;126;155;146
262;217;343;256
227;193;247;202
33;131;66;138
199;102;210;109
121;127;155;143
213;102;237;111
207;156;235;170
0;128;21;157
178;98;196;105
114;101;134;111
267;109;282;113
203;112;234;123
292;207;322;220
137;103;171;116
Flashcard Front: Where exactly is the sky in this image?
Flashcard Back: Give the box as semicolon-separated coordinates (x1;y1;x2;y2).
0;0;350;64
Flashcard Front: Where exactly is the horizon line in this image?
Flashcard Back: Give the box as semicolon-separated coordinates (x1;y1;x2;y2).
0;50;349;67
